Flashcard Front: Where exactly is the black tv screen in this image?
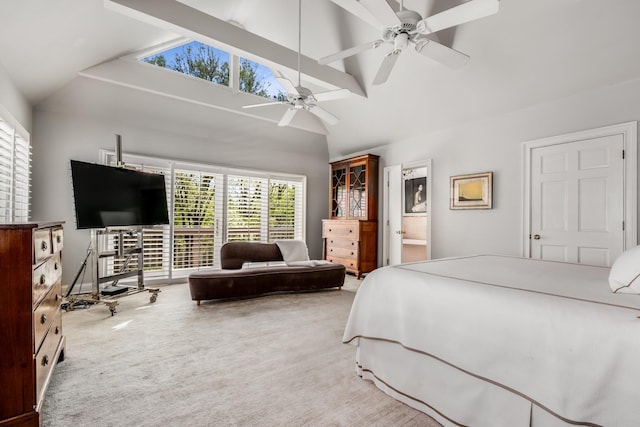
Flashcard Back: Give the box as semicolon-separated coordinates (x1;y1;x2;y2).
70;160;170;229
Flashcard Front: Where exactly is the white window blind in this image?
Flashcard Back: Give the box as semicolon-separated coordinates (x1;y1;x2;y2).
173;168;224;271
99;150;305;282
0;113;30;223
226;175;268;242
269;179;303;241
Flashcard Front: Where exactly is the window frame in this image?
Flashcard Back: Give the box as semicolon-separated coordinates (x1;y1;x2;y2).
0;105;30;224
99;150;306;282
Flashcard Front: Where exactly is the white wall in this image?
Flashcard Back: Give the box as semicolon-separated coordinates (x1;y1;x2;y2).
366;77;640;260
31;84;331;286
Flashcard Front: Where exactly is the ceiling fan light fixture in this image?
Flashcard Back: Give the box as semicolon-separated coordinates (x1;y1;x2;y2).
242;0;348;127
326;0;500;85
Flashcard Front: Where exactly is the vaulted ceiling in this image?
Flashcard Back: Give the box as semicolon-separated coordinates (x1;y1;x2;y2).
2;0;640;157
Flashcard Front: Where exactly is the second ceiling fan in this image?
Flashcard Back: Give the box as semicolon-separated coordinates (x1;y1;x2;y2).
321;0;500;85
243;0;349;127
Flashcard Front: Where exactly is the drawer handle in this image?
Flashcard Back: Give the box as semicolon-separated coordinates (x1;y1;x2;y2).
349;229;353;233
55;293;60;302
41;240;48;251
39;274;46;285
328;228;332;232
41;355;49;367
351;252;354;256
55;326;60;335
56;235;62;244
54;262;59;270
40;313;47;324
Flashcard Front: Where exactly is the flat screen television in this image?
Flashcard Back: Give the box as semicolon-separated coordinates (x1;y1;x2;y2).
70;160;170;229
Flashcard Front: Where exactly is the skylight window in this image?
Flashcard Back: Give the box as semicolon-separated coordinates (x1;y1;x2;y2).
239;57;286;100
141;41;286;100
142;41;230;86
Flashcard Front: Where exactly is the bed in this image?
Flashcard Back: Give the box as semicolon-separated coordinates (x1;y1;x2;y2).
343;255;640;427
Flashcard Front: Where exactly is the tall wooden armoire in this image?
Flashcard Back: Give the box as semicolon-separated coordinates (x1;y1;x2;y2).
322;154;379;278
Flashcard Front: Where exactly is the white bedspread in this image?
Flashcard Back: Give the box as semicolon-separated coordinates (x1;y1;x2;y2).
343;255;640;427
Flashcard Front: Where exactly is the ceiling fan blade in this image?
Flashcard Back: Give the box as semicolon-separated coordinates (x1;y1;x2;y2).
360;0;401;28
243;101;285;109
275;77;300;96
318;40;383;65
372;50;400;85
414;38;469;69
329;0;382;28
278;108;298;127
314;88;351;103
416;0;500;35
309;106;340;126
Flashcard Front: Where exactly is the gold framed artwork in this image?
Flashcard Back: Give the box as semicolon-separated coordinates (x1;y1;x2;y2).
450;172;493;210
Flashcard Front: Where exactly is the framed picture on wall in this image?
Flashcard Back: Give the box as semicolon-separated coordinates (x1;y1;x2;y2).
450;172;493;210
403;167;427;215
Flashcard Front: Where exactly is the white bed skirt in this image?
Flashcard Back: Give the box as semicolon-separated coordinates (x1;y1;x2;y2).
355;337;589;427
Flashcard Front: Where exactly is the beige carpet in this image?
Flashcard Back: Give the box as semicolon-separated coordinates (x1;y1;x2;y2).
42;275;442;426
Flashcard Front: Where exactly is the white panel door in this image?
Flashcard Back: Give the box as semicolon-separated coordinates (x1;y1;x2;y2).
530;135;624;266
383;164;403;266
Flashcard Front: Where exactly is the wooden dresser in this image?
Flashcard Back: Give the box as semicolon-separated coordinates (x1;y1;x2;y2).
323;154;379;278
0;222;65;426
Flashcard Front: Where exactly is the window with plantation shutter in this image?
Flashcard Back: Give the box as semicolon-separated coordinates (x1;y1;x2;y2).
98;150;305;284
0;110;30;224
226;175;268;242
173;168;224;272
269;179;303;241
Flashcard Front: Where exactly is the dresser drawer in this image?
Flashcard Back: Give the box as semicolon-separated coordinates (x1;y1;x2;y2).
322;221;360;240
326;244;358;260
326;255;358;271
33;252;62;306
35;310;63;407
325;238;358;250
52;228;64;253
33;229;52;263
33;282;62;353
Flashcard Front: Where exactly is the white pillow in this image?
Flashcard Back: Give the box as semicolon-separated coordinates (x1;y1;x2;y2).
274;240;310;264
608;245;640;293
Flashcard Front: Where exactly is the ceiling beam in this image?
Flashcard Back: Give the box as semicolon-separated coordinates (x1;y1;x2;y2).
105;0;366;98
79;57;329;134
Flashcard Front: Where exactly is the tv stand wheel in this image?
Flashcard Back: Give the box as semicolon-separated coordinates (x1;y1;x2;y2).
148;289;160;303
105;301;118;316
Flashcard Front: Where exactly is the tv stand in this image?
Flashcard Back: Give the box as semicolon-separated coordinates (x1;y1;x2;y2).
65;227;159;315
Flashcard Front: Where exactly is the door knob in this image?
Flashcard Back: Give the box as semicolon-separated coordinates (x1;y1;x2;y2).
533;234;541;240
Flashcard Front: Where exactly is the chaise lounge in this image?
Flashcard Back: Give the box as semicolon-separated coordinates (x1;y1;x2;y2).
188;241;346;305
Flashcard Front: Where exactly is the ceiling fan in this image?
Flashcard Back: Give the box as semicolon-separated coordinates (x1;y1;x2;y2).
320;0;500;85
243;0;350;127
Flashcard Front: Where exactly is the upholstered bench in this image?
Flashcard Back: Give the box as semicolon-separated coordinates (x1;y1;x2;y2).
188;241;346;305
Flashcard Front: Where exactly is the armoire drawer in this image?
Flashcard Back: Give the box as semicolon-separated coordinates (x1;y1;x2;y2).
326;255;358;271
326;245;358;260
324;238;358;250
322;221;360;240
